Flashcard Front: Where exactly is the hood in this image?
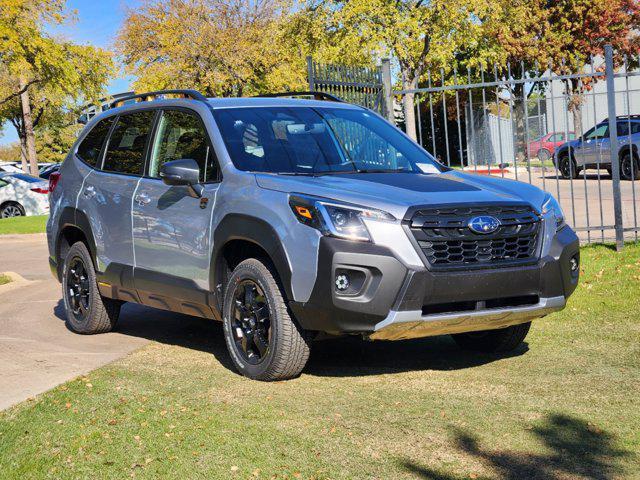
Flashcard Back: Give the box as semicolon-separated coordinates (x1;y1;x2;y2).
255;170;547;220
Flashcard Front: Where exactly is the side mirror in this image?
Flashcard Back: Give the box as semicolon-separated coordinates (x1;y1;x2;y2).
159;159;204;197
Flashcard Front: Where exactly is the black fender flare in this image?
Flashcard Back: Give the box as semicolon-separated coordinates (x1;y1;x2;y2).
211;214;293;307
54;207;98;276
619;143;638;160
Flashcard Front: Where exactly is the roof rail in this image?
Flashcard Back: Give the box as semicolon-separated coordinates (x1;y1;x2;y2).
109;89;208;109
255;91;343;103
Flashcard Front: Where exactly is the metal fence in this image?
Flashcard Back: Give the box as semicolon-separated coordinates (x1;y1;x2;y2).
309;47;640;249
307;57;391;118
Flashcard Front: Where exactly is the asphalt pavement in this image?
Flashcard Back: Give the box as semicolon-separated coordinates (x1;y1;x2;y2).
0;234;212;411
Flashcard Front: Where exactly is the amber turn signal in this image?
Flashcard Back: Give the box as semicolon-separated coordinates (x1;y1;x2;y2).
295;205;313;219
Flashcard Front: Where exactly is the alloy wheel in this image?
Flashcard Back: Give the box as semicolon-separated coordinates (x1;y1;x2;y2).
231;280;271;365
1;205;23;218
66;257;91;321
621;154;637;180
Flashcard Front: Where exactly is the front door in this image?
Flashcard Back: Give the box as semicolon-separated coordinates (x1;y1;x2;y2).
575;123;608;168
132;109;221;317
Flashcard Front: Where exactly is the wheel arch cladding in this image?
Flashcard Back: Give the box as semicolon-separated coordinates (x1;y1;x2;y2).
55;207;98;278
619;143;638;159
212;214;294;308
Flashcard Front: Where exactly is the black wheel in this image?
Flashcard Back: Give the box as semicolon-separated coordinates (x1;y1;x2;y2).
620;152;639;181
222;258;311;381
558;155;579;179
537;149;551;162
0;202;25;218
62;242;121;334
452;322;531;353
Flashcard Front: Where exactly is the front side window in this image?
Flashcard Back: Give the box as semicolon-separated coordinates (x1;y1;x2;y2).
586;124;609;140
102;111;155;175
76;116;115;167
213;106;443;175
149;110;217;182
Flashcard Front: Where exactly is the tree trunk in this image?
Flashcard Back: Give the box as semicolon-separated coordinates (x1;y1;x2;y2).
402;73;418;142
512;82;527;163
18;77;39;176
18;136;29;173
567;79;583;136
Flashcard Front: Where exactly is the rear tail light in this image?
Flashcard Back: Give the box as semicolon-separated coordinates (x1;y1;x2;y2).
48;172;61;193
31;186;49;194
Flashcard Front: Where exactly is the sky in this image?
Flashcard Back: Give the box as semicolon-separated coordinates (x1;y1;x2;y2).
0;0;140;146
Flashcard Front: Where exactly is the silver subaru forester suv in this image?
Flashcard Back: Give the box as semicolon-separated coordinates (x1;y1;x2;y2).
47;90;580;381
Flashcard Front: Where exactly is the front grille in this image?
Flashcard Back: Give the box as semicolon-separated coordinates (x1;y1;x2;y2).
408;204;541;269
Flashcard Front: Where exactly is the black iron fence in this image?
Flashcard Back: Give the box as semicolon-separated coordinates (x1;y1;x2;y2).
307;57;391;118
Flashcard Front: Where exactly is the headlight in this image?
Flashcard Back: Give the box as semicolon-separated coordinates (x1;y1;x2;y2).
289;194;395;242
542;193;565;230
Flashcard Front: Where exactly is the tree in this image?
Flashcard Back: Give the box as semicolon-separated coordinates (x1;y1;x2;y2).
547;0;640;135
119;0;287;96
118;0;373;97
0;0;113;174
313;0;490;141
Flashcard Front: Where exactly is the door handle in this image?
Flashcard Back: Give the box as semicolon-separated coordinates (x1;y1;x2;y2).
134;193;151;206
83;185;96;198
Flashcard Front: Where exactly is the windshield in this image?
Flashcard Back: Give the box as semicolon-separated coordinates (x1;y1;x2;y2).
213;106;444;175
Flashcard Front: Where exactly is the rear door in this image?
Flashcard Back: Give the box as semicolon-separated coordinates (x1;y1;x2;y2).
132;108;221;317
80;110;155;287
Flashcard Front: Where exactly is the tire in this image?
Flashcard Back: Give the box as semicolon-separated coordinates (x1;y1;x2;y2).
62;241;121;334
620;152;639;181
451;322;531;353
537;149;551;162
0;202;25;218
222;258;311;381
558;155;579;179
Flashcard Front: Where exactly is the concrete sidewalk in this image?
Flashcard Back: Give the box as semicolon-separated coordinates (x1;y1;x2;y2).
0;234;150;410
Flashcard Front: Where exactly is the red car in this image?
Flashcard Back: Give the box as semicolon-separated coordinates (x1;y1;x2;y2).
527;132;576;161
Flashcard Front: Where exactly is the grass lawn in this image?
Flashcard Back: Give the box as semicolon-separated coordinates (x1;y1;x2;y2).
1;244;639;479
0;274;11;286
0;215;47;235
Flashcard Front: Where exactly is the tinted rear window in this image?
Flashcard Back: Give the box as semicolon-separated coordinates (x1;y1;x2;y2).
77;116;115;167
102;111;155;175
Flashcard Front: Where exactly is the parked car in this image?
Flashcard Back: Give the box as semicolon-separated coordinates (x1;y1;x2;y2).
39;163;61;180
0;172;50;217
527;132;575;161
554;116;640;180
0;162;23;173
46;89;580;381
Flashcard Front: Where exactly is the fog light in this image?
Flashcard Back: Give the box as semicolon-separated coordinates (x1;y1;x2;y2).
335;273;350;291
569;254;579;277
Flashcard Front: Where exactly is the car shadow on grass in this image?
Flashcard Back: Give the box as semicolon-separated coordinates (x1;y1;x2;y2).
399;413;633;480
55;300;527;377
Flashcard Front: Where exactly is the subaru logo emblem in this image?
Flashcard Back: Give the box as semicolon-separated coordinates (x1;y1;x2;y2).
468;216;501;234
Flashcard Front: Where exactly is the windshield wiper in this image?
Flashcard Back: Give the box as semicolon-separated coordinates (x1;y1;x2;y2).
354;168;411;174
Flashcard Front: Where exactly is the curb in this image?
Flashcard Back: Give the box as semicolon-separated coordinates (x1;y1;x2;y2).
0;271;33;296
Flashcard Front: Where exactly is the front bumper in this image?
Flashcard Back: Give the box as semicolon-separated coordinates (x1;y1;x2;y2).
368;295;565;340
290;226;580;339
